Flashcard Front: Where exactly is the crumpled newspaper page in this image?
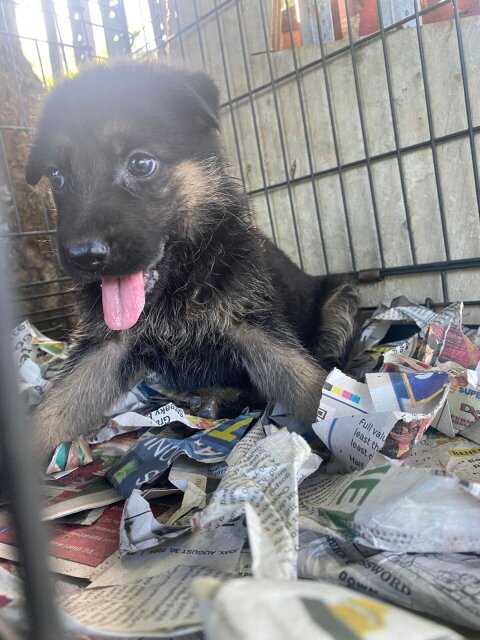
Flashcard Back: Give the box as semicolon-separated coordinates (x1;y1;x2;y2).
61;565;232;637
371;297;463;332
298;531;480;631
7;312;480;638
12;320;67;406
299;452;480;552
92;518;247;588
106;411;260;498
192;429;321;580
406;430;480;483
0;504;124;580
352;299;470;377
314;368;450;471
315;315;480;472
193;576;462;640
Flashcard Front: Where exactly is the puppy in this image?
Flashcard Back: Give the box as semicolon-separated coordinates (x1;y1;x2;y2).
26;62;359;458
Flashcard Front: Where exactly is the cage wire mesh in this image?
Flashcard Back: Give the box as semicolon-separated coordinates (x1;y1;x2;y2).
0;1;479;636
0;0;479;342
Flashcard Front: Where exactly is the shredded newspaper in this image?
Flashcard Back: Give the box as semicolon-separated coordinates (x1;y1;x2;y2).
2;298;479;637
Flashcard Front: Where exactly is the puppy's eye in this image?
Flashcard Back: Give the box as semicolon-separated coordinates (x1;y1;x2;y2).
47;167;65;191
127;153;157;177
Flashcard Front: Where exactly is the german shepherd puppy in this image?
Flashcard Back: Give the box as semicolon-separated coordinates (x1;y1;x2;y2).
26;62;358;458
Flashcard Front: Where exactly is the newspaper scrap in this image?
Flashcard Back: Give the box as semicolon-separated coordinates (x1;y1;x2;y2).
47;437;93;475
353;299;467;376
90;402;221;446
299;453;480;553
92;518;246;588
383;322;480;441
298;531;480;631
192;429;321;580
406;431;480;483
12;320;67;406
61;565;231;638
106;411;260;498
314;368;450;471
371;297;463;332
119;490;190;554
7;313;480;637
0;505;123;580
193;577;462;640
48;402;224;476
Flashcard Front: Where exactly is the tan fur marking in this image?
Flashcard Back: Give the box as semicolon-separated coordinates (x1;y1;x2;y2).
34;337;138;458
173;159;224;211
230;323;326;425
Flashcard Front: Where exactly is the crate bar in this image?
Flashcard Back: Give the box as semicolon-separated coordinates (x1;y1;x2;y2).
172;0;186;63
35;37;48;87
17;289;76;304
192;0;206;67
0;28;88;53
0;201;64;640
257;0;304;269
413;0;450;301
248;124;480;196
0;134;33;283
0;229;57;238
344;0;385;269
356;256;480;279
13;276;71;290
452;0;480;214
52;5;73;74
283;0;329;273
312;0;356;271
98;0;131;56
35;312;77;326
220;0;452;111
376;0;416;264
235;1;276;244
362;300;480;311
212;0;246;187
0;125;32;132
68;0;96;64
19;303;76;319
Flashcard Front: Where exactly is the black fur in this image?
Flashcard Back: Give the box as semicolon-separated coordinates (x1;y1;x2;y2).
27;61;359;456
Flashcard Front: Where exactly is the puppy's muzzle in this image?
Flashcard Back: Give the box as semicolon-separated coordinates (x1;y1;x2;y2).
66;240;110;272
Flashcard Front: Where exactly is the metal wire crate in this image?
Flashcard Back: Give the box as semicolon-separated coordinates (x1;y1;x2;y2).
0;2;479;636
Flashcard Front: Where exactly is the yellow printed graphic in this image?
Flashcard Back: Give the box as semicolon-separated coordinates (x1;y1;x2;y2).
207;417;251;442
331;598;388;636
332;386;343;396
448;447;480;457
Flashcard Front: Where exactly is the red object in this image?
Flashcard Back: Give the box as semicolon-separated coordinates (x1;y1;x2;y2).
357;0;379;36
421;0;480;24
280;4;303;49
0;504;123;568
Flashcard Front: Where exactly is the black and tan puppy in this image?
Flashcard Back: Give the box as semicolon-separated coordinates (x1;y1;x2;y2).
26;62;358;457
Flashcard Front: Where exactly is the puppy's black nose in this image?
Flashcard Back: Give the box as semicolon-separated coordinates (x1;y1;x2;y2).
66;240;110;272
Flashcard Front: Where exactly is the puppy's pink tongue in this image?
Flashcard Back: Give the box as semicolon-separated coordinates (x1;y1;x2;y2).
101;272;145;331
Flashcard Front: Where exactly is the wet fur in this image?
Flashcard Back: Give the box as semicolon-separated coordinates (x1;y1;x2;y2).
27;61;359;456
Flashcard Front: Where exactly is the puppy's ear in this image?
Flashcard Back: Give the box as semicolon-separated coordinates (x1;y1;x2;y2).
187;72;220;130
25;140;46;186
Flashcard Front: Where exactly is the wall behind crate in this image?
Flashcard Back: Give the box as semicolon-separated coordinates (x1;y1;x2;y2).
158;0;480;322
